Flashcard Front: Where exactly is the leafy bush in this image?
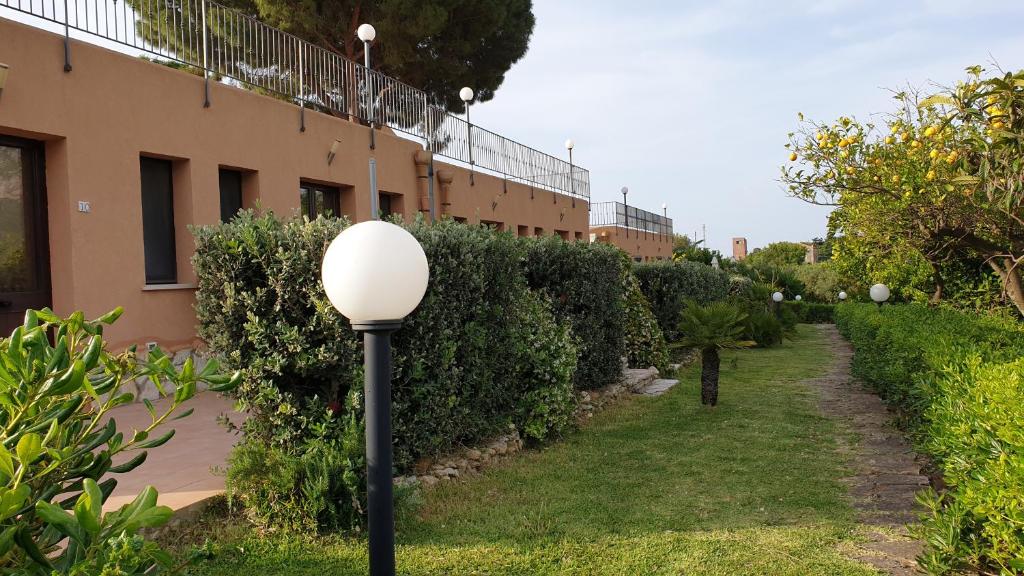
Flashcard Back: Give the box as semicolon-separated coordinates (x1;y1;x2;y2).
194;215;580;530
781;301;836;323
634;260;730;340
0;308;238;574
621;271;669;371
521;236;625;389
792;264;844;303
836;304;1024;574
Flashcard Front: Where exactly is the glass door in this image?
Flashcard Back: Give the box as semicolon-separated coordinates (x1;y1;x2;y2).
0;136;49;335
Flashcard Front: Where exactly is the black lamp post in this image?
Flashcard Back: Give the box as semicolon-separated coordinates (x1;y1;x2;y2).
322;221;430;576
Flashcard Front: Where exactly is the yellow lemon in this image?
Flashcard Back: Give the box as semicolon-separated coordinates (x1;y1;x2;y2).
926;170;936;181
929;149;939;159
993;121;1005;130
845;167;855;175
884;136;894;145
924;126;937;137
911;140;922;148
789;152;798;161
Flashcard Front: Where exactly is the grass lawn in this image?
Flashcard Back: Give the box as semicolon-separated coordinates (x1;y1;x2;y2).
185;325;878;575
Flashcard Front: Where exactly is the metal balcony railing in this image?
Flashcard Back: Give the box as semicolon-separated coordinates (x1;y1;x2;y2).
0;0;590;200
590;202;672;236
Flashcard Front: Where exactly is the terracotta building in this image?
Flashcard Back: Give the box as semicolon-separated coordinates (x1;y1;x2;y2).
589;202;673;261
732;237;748;260
0;13;590;348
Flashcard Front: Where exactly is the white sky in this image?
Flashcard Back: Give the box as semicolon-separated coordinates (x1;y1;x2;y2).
470;0;1024;254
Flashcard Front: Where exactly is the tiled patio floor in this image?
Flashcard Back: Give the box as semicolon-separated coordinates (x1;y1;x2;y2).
102;393;243;512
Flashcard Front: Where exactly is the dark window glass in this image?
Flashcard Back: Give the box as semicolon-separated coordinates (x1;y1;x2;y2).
140;157;177;284
300;183;340;219
379;193;393;219
219;169;243;222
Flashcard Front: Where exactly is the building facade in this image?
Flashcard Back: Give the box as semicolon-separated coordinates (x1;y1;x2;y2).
589;201;673;261
732;237;748;260
0;16;590;349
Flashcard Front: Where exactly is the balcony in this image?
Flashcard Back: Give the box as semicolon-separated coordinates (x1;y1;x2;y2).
590;201;672;236
0;0;589;200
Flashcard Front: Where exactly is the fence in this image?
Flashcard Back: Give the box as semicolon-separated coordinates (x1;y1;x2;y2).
590;202;672;236
0;0;590;199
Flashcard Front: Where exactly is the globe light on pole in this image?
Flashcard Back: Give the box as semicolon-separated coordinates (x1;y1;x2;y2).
321;220;429;576
795;295;802;302
772;291;784;303
869;283;890;307
838;291;848;301
357;23;376;68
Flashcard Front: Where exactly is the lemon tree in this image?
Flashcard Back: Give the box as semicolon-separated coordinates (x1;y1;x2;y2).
781;67;1024;315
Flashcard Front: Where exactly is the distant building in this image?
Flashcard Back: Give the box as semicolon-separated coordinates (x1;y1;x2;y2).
732;237;748;260
590;202;673;262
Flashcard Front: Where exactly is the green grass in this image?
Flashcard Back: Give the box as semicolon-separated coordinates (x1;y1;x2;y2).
187;325;878;575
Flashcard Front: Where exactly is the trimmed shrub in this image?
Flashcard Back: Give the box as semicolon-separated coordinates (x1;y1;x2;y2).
781;301;836;323
634;260;730;340
622;271;669;371
194;214;579;529
836;304;1024;574
521;236;626;389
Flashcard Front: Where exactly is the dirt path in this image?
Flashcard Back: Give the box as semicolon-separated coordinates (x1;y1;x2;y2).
809;324;928;575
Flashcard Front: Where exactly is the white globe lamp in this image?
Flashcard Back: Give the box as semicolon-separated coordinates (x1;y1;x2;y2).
459;86;474;103
869;283;890;306
356;23;376;43
321;219;429;575
838;291;848;301
322;221;428;323
772;291;784;303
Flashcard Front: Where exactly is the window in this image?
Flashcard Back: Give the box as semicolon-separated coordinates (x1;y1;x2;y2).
574;231;584;241
378;192;403;219
517;225;529;237
219;168;243;222
556;230;570;240
534;227;544;236
379;193;393;219
300;182;340;219
140;157;177;284
481;220;504;232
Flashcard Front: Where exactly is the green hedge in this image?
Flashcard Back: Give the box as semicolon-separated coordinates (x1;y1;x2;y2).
835;304;1024;574
193;214;582;529
622;270;668;371
633;260;730;340
521;236;626;389
780;301;835;324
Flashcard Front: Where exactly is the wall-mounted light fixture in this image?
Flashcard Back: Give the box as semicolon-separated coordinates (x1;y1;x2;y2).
0;63;9;98
327;139;342;165
491;195;500;211
560;207;566;222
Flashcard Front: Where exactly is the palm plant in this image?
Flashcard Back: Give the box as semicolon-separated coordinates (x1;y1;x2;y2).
674;301;754;406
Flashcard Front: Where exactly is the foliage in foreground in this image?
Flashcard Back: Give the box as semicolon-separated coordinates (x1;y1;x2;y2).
0;308;239;574
193;214;591;531
836;304;1024;574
